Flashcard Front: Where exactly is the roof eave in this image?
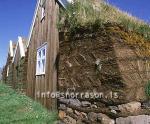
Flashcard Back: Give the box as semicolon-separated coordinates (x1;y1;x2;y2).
27;0;41;47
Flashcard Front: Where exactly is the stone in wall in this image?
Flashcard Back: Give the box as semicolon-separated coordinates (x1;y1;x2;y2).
116;115;150;124
97;113;115;124
118;102;141;114
63;116;77;124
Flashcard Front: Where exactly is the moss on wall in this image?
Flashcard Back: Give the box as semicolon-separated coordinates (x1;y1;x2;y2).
14;57;28;93
4;55;28;93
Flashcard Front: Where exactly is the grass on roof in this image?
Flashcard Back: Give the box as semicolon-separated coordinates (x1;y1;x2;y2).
0;82;57;124
58;0;150;40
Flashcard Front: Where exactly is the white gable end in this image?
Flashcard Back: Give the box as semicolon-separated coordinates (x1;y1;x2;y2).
9;40;14;57
12;36;26;63
18;36;25;58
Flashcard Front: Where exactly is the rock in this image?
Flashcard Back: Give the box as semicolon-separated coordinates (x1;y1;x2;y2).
74;110;86;120
64;116;77;124
109;106;119;111
94;102;97;105
82;119;91;124
81;112;88;119
81;101;91;107
59;110;66;120
69;99;81;107
67;107;73;113
91;104;98;108
141;100;150;109
59;104;67;110
88;112;97;122
97;114;102;122
76;120;84;124
59;98;70;104
66;61;73;67
59;99;81;107
111;110;117;114
116;115;150;124
56;120;65;124
109;106;119;114
74;110;81;116
118;101;141;113
97;113;115;124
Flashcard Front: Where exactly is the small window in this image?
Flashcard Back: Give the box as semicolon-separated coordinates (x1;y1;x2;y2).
36;43;47;75
41;7;45;20
58;0;73;8
40;0;46;21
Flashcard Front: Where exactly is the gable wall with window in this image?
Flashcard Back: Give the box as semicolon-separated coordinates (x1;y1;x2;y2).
27;0;59;109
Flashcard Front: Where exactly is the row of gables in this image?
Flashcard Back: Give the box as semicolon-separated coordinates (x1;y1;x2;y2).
2;37;28;93
2;0;73;109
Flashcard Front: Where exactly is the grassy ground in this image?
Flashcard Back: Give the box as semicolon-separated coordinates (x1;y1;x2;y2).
0;82;57;124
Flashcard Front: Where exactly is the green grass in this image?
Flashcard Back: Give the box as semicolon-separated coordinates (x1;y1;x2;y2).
58;0;150;40
0;82;57;124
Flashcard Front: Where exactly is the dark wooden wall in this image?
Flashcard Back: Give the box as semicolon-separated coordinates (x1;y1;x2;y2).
13;45;20;89
27;0;59;110
2;54;13;85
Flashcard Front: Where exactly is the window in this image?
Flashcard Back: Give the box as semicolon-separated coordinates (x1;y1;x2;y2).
40;0;46;20
58;0;74;8
36;43;47;75
41;7;45;20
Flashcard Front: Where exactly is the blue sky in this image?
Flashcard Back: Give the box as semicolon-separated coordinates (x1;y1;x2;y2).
0;0;36;68
0;0;150;68
107;0;150;23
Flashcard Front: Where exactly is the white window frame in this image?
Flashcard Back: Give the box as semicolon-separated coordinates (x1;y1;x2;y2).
58;0;74;8
40;0;46;21
41;6;45;20
36;43;47;75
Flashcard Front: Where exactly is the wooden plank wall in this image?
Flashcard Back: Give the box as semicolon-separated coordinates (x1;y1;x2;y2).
27;0;59;110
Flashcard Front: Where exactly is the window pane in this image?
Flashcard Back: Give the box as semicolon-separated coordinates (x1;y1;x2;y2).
42;59;46;72
42;48;46;57
41;0;46;7
36;60;41;74
38;51;41;58
58;0;72;7
38;61;41;69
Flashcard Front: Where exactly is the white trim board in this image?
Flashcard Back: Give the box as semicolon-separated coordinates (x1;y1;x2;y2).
27;0;41;47
9;40;14;57
12;36;25;63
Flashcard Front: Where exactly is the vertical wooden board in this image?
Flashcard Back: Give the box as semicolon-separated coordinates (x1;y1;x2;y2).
52;3;59;110
41;76;45;105
45;0;53;109
35;77;38;101
43;75;47;107
49;0;55;109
